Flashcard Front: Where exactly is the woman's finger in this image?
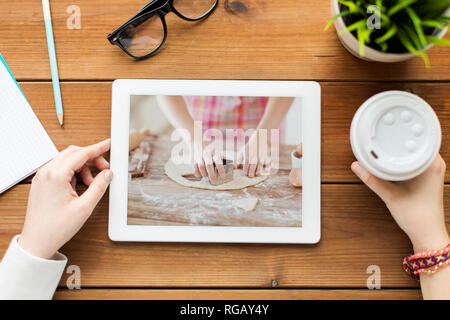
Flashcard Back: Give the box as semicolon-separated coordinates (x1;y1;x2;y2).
213;154;225;178
77;170;113;216
92;156;110;171
79;165;94;186
255;160;264;177
57;145;82;160
194;164;201;178
204;156;217;183
248;165;257;178
65;139;111;173
248;160;257;178
45;145;81;170
206;166;217;184
198;160;208;178
262;157;272;175
235;150;244;169
351;161;393;202
243;152;250;175
70;176;77;191
202;151;217;183
243;162;250;176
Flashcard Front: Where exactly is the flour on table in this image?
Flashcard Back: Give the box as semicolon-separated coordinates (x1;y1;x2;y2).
232;197;259;212
164;159;269;191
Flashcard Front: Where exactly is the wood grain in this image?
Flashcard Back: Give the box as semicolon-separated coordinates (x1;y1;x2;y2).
53;289;422;300
18;81;450;183
1;184;448;288
1;0;449;81
2;0;448;301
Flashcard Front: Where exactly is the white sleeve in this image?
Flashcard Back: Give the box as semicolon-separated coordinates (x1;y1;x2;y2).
0;235;67;300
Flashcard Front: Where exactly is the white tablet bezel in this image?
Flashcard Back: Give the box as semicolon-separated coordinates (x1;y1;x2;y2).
109;80;321;244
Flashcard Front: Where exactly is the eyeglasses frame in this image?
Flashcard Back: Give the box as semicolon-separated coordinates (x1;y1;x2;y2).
107;0;219;60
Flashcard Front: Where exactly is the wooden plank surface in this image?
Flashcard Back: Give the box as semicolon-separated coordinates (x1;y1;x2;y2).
1;0;449;81
1;184;448;288
18;81;450;183
53;289;422;300
128;136;302;227
1;0;449;299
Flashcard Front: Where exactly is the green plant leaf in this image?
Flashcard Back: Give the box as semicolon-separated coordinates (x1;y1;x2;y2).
361;27;374;43
400;23;424;49
397;29;430;67
379;12;392;26
388;0;418;16
357;27;365;56
376;0;386;12
324;10;351;31
338;19;366;35
375;24;398;44
338;0;365;15
405;7;428;47
413;0;450;19
437;16;450;24
426;36;450;45
421;20;446;29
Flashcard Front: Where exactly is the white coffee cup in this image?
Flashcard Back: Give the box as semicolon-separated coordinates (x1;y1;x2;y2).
350;91;441;181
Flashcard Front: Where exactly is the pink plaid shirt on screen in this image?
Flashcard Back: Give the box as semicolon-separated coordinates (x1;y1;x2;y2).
183;96;269;133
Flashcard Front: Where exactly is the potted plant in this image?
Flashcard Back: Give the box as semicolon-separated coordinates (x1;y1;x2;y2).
326;0;450;66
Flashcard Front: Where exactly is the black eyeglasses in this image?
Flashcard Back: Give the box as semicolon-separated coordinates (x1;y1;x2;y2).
107;0;218;60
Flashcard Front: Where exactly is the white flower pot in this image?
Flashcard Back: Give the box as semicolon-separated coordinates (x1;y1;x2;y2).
331;0;450;63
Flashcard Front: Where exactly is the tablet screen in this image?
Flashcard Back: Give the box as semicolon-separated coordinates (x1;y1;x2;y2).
127;95;303;227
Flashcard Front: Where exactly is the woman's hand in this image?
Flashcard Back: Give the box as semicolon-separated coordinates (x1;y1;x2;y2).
233;96;293;178
236;132;272;178
194;140;226;184
18;139;113;260
351;154;449;252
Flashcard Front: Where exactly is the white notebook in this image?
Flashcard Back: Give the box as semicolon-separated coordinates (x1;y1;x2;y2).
0;55;58;194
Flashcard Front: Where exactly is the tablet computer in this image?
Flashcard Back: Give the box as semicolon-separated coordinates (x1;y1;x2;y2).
109;80;321;243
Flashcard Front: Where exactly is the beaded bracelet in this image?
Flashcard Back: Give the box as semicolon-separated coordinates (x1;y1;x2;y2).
402;244;450;280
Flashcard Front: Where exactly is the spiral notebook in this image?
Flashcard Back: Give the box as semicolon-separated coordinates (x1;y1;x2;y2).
0;55;58;194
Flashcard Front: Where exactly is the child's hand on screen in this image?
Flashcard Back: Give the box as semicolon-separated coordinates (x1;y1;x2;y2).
193;140;226;184
18;139;113;259
351;154;449;252
236;133;272;178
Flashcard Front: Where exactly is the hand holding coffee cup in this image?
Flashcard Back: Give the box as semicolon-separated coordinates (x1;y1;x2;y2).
350;91;441;181
350;91;449;256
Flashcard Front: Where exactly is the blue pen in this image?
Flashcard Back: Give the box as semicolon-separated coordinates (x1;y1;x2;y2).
42;0;64;127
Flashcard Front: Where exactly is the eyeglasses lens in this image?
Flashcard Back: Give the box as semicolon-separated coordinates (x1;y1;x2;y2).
118;15;165;57
173;0;217;19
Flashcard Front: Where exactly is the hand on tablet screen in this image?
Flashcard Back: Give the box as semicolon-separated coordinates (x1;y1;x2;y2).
18;139;113;259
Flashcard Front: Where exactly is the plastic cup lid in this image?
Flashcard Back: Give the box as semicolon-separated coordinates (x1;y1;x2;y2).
350;91;441;181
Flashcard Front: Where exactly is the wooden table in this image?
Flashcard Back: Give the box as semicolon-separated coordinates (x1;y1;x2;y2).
0;0;448;300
